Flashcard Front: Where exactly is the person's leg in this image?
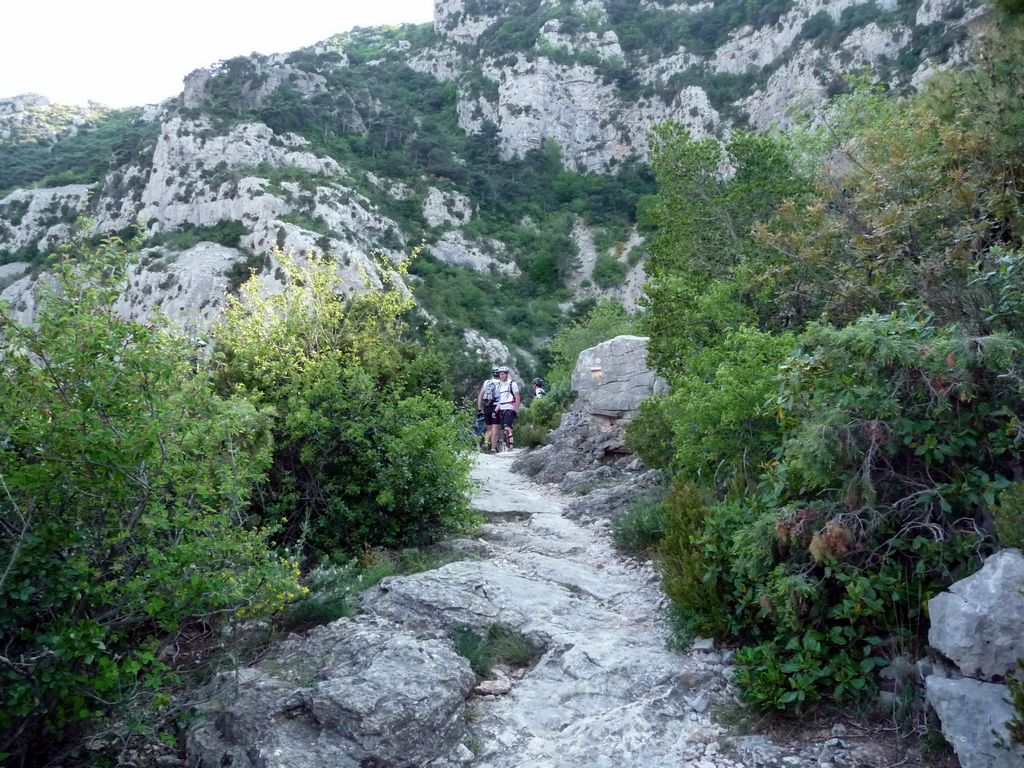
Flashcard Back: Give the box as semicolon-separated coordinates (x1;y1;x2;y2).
501;409;515;449
486;405;499;451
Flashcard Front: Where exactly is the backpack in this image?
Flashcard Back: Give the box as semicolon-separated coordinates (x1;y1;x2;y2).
482;378;499;404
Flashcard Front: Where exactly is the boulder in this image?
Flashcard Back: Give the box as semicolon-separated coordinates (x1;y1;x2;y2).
186;616;475;768
925;676;1024;768
514;336;666;486
571;335;667;420
928;548;1024;680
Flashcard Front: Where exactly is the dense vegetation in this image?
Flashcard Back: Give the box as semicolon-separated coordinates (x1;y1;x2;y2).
625;13;1024;716
0;109;158;195
0;240;473;764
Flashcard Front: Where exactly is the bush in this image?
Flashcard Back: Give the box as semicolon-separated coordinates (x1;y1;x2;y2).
993;483;1024;549
611;496;666;554
591;253;629;288
0;237;299;762
215;251;475;558
657;485;751;639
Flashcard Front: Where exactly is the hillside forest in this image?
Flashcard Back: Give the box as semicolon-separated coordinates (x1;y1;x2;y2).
2;1;1024;766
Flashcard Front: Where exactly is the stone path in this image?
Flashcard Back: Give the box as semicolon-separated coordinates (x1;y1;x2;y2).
370;450;738;768
188;450;935;768
466;452;736;767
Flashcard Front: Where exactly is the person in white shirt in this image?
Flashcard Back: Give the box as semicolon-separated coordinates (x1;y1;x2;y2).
494;366;521;450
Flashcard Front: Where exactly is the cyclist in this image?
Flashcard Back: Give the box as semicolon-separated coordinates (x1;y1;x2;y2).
495;366;521;450
476;366;502;453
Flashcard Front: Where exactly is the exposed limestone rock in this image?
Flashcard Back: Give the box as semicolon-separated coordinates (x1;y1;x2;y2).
424;186;474;228
0;94;105;144
434;0;500;45
0;184;92;258
515;335;666;485
183;53;332;112
538;19;623;60
928;548;1024;681
568;220;647;310
0;272;42;326
0;261;30;288
917;0;973;25
408;43;465;82
563;468;665;523
713;0;872;75
463;329;514;368
186;616;476;768
428;230;518;275
637;49;703;86
925;676;1024;768
459;55;719;171
93;116;342;236
742;21;912;130
113;243;244;329
572;335;667;419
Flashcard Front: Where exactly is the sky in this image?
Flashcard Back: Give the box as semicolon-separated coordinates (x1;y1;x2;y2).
1;0;435;108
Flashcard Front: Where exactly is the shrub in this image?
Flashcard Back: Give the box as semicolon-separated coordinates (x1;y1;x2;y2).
611;496;666;554
214;252;475;558
0;237;299;762
591;252;629;288
993;483;1024;550
657;485;751;639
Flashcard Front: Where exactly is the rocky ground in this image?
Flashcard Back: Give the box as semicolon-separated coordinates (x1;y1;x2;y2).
187;449;953;768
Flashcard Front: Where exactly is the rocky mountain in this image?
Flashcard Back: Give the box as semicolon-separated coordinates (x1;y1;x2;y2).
0;0;986;373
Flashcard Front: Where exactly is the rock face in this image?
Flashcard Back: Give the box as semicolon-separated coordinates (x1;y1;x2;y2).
572;334;667;419
187;617;476;768
926;677;1024;768
514;335;667;512
924;548;1024;768
0;0;988;344
928;548;1024;680
0;95;106;144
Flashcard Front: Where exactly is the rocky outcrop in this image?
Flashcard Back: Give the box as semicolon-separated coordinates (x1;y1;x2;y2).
514;335;666;493
0;94;106;144
0;184;92;258
423;186;474;228
924;549;1024;768
186;616;477;768
928;548;1024;681
113;243;245;328
572;334;667;419
427;230;518;275
926;677;1023;768
458;54;720;172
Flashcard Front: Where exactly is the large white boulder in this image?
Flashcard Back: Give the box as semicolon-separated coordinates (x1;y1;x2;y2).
925;676;1024;768
571;335;667;419
928;548;1024;680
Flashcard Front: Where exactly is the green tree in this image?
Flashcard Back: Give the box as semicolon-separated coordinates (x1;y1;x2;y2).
215;251;474;558
0;237;299;762
642;125;811;377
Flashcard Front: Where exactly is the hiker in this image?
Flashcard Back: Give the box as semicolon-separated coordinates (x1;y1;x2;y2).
495;366;521;451
532;377;546;399
476;365;502;453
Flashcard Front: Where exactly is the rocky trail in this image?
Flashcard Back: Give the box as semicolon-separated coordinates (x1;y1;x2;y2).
437;450;732;767
187;450;938;768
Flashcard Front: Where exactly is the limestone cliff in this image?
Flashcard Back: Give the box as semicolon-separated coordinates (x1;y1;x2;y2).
0;0;986;358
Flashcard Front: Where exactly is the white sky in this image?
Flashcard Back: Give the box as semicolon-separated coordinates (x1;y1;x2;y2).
1;1;436;108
